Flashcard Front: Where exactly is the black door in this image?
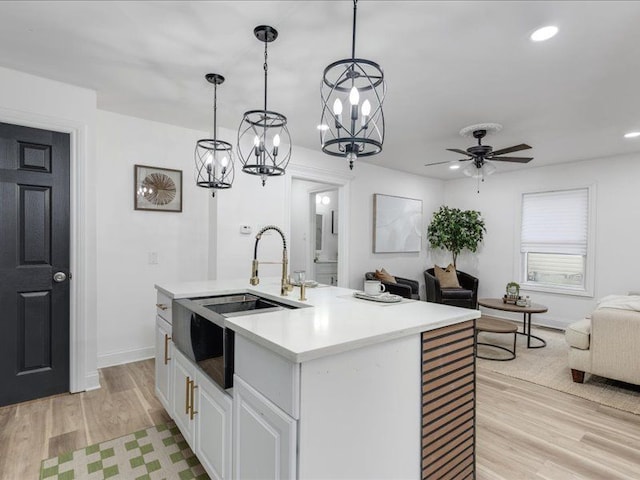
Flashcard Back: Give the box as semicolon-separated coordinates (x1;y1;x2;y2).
0;122;70;407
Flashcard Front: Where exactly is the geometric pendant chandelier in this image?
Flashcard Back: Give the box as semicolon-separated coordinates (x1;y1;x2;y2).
195;73;235;196
237;25;292;186
320;0;386;170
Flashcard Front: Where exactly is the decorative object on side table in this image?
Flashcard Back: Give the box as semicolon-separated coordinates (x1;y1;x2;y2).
427;205;485;268
134;164;182;212
504;281;520;304
373;194;422;253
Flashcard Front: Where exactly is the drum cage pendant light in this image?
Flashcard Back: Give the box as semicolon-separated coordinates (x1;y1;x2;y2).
320;0;386;170
195;73;235;196
238;25;292;186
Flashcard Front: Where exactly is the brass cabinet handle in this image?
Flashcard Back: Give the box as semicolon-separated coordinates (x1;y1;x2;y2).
189;380;198;420
163;334;172;365
185;376;190;415
156;303;169;310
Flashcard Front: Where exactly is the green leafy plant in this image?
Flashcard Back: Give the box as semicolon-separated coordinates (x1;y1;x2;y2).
427;206;486;268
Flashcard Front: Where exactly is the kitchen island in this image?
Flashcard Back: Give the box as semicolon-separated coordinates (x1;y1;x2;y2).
155;278;479;480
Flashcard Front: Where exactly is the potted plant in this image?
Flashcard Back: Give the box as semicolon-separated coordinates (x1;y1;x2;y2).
427;206;486;268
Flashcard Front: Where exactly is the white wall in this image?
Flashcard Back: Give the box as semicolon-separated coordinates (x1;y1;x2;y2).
0;66;98;390
96;110;210;366
215;140;444;298
443;153;640;327
348;162;444;295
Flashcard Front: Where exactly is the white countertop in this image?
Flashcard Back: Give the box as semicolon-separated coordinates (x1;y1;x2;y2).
156;278;480;363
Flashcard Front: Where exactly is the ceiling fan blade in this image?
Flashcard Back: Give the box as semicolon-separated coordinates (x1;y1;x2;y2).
491;156;533;163
446;148;472;156
490;144;531;156
424;160;454;166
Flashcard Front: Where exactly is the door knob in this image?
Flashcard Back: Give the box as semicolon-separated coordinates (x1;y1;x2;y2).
53;272;67;283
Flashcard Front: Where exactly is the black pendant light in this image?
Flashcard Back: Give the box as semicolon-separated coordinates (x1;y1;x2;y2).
238;25;292;186
320;0;386;170
195;73;235;196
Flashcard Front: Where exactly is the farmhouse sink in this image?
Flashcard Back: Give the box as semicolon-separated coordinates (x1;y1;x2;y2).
194;293;284;317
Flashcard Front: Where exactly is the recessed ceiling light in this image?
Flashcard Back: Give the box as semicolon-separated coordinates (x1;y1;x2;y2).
317;124;329;131
449;164;461;170
530;25;558;42
624;131;640;138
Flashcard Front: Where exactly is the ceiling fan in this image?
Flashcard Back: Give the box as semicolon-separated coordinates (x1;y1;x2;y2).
425;123;533;175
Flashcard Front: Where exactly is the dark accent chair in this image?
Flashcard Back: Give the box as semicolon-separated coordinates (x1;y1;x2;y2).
424;268;479;309
364;272;420;300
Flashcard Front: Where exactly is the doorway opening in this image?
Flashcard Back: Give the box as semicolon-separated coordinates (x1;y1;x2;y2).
286;165;351;288
291;181;339;285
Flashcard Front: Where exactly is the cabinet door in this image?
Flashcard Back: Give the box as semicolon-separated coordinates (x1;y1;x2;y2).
171;347;196;448
233;375;297;480
195;374;232;480
155;316;172;413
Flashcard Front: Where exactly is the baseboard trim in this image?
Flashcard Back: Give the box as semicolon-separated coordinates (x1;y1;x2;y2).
97;346;154;369
84;370;101;391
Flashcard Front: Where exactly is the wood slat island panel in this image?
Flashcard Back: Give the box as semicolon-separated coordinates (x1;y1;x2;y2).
422;320;476;480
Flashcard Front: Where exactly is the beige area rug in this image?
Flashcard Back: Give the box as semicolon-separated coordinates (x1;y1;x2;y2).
477;325;640;415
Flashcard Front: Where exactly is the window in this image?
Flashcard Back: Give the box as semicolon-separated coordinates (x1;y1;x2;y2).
520;187;592;295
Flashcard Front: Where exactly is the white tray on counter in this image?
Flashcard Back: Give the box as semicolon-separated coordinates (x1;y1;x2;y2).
352;291;404;303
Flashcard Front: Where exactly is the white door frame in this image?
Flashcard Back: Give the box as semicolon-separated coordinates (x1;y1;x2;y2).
0;107;95;392
284;164;352;288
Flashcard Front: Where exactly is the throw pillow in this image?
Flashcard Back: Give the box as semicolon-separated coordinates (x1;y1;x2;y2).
375;268;397;284
434;264;461;289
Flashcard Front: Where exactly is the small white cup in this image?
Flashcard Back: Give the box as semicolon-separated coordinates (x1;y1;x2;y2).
364;280;386;296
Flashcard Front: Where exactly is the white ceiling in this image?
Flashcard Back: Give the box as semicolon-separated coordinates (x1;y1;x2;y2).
1;1;640;179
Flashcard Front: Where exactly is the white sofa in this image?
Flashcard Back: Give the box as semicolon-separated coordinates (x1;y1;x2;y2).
565;295;640;385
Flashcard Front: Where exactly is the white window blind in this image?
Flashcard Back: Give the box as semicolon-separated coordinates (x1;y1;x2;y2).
521;188;589;255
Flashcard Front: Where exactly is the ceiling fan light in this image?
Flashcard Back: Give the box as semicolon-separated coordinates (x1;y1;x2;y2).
462;162;478;178
530;25;558;42
624;131;640;139
483;160;497;176
449;162;460;170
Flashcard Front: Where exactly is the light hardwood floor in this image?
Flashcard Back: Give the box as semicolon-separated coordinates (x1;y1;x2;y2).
1;360;639;479
0;360;170;479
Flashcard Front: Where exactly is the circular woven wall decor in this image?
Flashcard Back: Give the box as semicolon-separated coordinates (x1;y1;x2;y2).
142;173;176;205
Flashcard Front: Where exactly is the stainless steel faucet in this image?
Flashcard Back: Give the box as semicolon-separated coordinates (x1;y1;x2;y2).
250;225;294;296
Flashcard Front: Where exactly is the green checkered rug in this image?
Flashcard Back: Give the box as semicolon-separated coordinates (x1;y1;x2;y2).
40;422;209;480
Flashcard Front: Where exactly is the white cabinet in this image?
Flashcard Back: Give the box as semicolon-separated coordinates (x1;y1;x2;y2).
155;316;172;412
233;375;297;480
195;374;233;480
171;347;196;448
169;345;233;479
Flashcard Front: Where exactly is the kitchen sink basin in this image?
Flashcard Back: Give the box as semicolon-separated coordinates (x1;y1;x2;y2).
188;293;307;318
196;294;284;317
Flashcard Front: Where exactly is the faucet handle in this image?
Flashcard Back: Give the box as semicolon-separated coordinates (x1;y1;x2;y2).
250;260;260;286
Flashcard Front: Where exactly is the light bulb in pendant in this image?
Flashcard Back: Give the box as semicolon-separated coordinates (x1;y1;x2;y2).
349;86;360;105
361;99;371;116
333;98;343;115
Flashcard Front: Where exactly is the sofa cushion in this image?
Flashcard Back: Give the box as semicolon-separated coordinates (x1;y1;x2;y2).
375;268;396;284
434;264;461;289
565;318;591;350
441;288;473;300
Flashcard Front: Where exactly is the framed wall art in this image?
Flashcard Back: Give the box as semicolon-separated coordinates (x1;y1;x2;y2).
373;193;422;253
134;164;183;212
